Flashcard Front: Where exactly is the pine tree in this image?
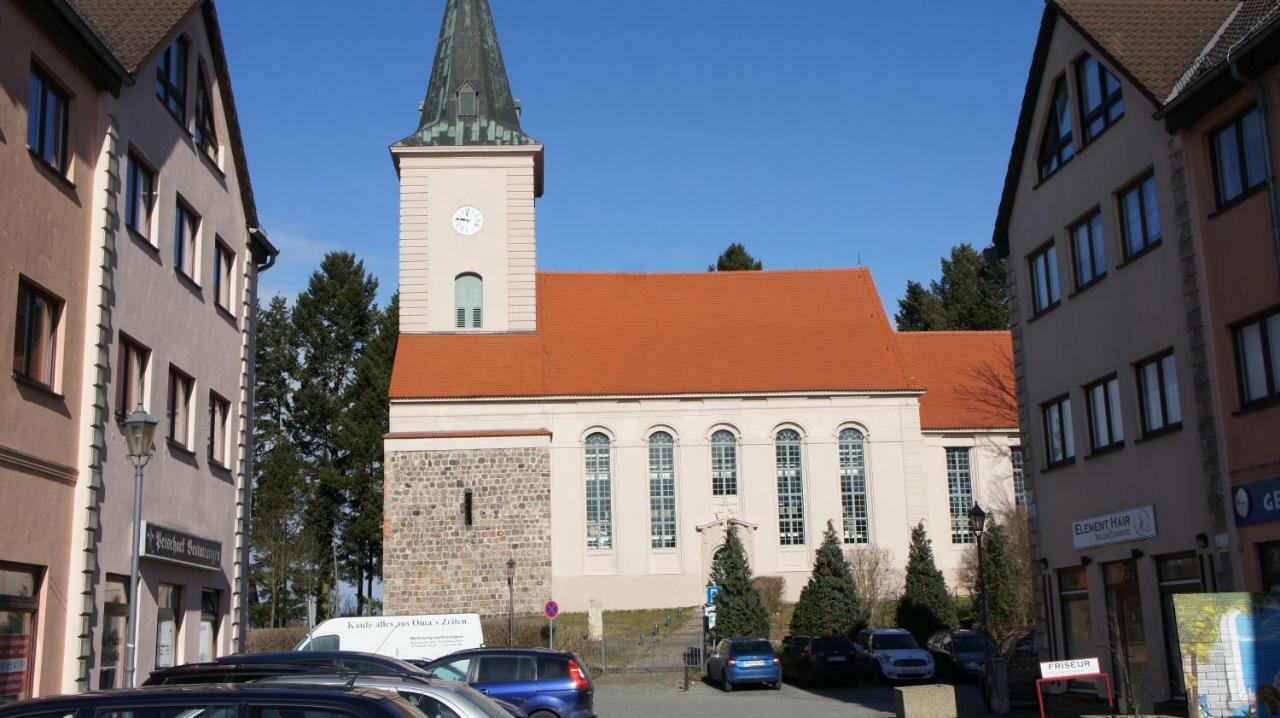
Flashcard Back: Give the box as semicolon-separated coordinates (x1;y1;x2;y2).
709;522;770;641
895;522;956;642
895;280;944;331
972;518;1022;642
708;243;764;271
896;244;1008;331
790;521;862;636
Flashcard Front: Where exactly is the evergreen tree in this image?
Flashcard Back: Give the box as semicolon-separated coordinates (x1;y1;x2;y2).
896;244;1008;331
790;521;862;636
971;518;1022;642
895;522;956;642
709;522;770;641
708;243;764;271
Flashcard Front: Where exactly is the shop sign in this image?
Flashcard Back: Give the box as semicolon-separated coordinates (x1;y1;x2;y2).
1072;505;1157;549
1040;657;1100;680
1232;475;1280;527
142;522;222;570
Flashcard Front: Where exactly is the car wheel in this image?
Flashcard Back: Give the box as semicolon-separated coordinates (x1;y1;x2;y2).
529;712;558;718
873;665;887;685
722;675;733;692
772;680;782;690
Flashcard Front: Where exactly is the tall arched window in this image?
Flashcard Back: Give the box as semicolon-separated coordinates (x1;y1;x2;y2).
775;428;805;546
584;433;612;550
648;432;676;549
455;273;483;328
711;430;738;496
839;428;869;544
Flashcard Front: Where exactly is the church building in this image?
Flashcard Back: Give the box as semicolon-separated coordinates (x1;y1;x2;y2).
383;0;1020;615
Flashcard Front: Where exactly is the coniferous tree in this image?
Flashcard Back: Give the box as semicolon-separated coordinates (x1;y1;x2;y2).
895;280;945;331
971;519;1022;642
790;521;862;636
708;243;764;271
895;522;956;642
896;244;1008;331
709;522;770;641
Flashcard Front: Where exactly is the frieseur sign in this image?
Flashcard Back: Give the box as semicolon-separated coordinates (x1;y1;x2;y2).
1072;505;1157;549
141;521;223;570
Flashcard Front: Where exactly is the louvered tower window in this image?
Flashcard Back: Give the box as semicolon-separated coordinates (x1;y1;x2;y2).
455;273;483;328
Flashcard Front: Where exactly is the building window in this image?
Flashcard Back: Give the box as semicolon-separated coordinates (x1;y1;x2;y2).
1012;447;1026;508
214;240;234;312
1077;55;1124;142
710;430;738;496
455;273;483;329
1118;173;1160;258
1212;107;1267;207
1029;243;1060;315
12;279;62;390
117;335;150;417
839;428;869;545
1085;376;1124;452
156;38;189;121
1038;77;1075;180
1136;352;1182;435
1042;395;1075;467
1058;567;1094;690
648;432;677;550
198;589;220;663
584;433;612;550
946;448;974;544
0;563;39;703
208;392;230;467
28;66;69;174
458;83;478;117
1070;210;1106;289
1262;542;1280;593
155;583;181;669
168;366;194;449
1235;309;1280;406
99;575;129;690
775;428;805;546
174;199;200;281
194;62;217;161
125;153;157;240
1157;554;1201;697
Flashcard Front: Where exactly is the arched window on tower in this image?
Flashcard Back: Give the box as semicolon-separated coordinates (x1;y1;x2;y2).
458;82;478;117
455;273;483;329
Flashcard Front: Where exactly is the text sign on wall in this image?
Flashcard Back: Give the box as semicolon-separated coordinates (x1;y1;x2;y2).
1072;505;1157;549
1233;475;1280;527
142;521;222;570
1040;657;1101;680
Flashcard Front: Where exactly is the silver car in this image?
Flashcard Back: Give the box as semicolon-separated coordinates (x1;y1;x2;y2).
253;673;519;718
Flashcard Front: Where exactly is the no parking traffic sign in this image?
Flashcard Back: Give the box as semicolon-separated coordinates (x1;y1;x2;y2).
544;600;560;620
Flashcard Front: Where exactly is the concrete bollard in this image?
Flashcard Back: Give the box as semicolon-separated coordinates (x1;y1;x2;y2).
893;684;958;718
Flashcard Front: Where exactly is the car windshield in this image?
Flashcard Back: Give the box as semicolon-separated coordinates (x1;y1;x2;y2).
732;640;774;655
953;636;991;653
814;637;855;652
873;634;918;650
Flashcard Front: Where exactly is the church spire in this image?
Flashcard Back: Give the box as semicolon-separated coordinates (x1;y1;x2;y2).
397;0;539;147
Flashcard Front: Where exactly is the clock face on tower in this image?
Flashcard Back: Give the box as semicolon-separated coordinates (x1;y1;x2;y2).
452;206;484;236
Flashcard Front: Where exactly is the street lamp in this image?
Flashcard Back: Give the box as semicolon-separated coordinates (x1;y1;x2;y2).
122;404;158;688
969;503;989;648
506;558;517;647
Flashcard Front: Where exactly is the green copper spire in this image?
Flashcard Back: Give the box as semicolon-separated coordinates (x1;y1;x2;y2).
397;0;539;147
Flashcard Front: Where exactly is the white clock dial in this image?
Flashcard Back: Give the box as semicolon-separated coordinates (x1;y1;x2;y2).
452;206;484;236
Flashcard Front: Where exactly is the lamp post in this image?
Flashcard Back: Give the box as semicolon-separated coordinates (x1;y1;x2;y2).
969;502;989;652
506;558;516;647
121;404;158;688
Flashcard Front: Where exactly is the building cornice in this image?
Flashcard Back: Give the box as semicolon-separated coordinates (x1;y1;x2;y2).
0;443;77;485
390;389;927;405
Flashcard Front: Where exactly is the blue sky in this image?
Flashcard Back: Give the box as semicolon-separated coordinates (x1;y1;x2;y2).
217;0;1043;316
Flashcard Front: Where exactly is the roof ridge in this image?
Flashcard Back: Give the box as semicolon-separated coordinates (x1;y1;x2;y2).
1168;1;1244;101
895;329;1013;336
536;267;870;277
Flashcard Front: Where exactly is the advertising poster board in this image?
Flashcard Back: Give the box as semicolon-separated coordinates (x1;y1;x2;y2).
1173;593;1280;718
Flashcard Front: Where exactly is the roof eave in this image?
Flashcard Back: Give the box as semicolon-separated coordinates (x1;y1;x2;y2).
21;0;128;94
1161;18;1280;131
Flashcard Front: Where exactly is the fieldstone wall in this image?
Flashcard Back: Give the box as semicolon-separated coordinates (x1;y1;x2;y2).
383;446;552;616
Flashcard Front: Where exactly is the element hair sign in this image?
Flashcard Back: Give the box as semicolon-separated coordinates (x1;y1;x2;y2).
1071;505;1157;549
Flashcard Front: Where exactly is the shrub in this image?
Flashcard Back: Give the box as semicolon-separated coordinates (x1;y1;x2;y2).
246;626;309;653
752;576;786;617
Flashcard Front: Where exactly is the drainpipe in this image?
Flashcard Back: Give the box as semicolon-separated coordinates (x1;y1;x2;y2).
1230;58;1280;280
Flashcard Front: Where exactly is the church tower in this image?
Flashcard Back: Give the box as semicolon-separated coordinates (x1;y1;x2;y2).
392;0;543;334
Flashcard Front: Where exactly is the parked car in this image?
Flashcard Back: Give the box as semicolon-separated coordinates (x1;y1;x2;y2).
416;648;595;718
851;628;935;683
254;672;524;718
927;629;995;680
980;627;1043;707
217;650;431;677
706;638;782;691
142;661;321;685
0;684;419;718
779;635;858;686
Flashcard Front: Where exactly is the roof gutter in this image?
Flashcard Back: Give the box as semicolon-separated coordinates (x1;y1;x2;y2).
249;227;279;272
1229;56;1280;283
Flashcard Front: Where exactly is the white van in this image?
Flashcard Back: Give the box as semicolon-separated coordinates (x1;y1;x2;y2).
294;614;484;662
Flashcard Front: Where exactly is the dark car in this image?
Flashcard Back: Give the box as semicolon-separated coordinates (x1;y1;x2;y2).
0;684;419;718
217;650;430;678
927;630;995;680
416;648;595;718
143;661;320;685
780;635;858;686
706;638;782;692
980;627;1043;707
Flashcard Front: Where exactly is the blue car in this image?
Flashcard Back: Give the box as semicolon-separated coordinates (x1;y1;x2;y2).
707;638;782;691
417;648;595;718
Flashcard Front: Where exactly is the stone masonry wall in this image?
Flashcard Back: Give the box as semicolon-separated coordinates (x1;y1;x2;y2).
383;447;552;616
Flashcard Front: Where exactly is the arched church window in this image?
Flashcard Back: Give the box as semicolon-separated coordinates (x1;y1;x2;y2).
585;433;613;550
711;430;738;496
648;432;676;550
838;428;869;544
775;428;805;546
455;273;483;329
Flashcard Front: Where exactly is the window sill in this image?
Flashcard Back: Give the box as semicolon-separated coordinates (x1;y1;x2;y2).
1032;156;1073;190
1208;183;1266;219
159;96;189;133
175;267;204;295
1084;441;1124;459
1026;302;1062;324
1068;274;1107;298
1134;422;1183;443
1041;457;1077;473
127;226;161;258
1116;239;1162;269
28;148;75;191
12;372;65;401
215;302;238;326
208;457;232;475
167;437;196;458
197;145;226;180
1234;395;1280;416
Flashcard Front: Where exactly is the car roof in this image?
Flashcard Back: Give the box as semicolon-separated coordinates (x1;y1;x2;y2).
223;650;395;663
0;684;399;715
869;628;911;634
428;647;574;661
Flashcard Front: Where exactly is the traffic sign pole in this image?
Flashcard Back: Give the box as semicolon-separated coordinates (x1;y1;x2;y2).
544;600;560;650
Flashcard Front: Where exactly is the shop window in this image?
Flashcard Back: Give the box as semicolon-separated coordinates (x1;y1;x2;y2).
1262;542;1280;593
1058;567;1094;691
1105;561;1149;711
99;576;129;689
155;583;181;669
199;590;220;663
0;563;39;703
1157;554;1201;698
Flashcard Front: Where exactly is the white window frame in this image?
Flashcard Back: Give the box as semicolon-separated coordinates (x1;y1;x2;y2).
648;431;677;550
947;447;974;544
775;428;806;546
838;427;869;545
584;432;613;551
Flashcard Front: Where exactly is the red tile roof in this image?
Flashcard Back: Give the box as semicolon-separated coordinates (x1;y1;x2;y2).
895;331;1017;430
